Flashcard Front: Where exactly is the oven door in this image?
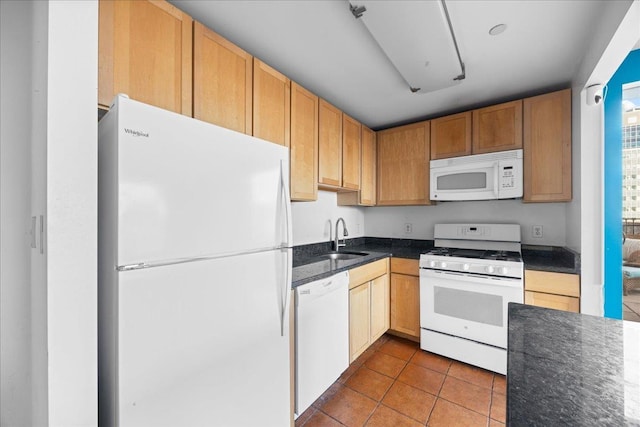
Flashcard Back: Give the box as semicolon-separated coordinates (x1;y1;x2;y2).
419;268;523;348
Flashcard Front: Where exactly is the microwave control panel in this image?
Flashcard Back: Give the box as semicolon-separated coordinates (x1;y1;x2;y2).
500;166;515;189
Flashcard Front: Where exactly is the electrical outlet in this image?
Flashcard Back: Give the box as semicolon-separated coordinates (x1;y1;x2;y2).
532;225;543;238
356;223;360;233
404;223;413;234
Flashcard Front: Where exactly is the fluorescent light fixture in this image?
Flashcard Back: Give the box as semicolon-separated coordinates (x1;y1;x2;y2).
350;0;465;94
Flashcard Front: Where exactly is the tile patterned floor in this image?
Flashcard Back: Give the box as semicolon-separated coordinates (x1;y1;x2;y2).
623;289;640;322
295;334;506;427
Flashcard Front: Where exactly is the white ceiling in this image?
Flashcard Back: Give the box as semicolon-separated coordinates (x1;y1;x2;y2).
171;0;611;130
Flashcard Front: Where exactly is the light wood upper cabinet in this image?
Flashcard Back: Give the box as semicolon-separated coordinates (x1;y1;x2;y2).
98;0;192;114
360;126;377;205
342;114;362;191
290;82;319;201
523;89;572;202
336;125;376;206
389;258;420;340
318;100;343;187
430;112;472;159
253;59;290;147
472;100;523;154
193;22;252;134
377;121;431;205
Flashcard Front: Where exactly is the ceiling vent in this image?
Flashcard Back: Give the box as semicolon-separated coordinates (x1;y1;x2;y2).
349;0;465;94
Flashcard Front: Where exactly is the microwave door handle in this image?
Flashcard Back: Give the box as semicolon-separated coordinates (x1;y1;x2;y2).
493;162;500;197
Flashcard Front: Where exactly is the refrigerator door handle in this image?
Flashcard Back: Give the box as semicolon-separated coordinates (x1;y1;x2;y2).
280;247;292;337
280;160;292;248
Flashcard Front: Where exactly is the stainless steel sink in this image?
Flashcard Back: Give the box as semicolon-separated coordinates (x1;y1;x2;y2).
316;251;368;261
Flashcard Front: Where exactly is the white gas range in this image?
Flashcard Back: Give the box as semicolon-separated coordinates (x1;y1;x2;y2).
419;224;524;375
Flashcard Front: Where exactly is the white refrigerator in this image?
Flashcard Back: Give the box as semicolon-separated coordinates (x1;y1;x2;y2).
98;95;292;426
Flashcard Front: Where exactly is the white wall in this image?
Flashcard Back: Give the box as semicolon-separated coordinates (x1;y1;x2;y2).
365;200;567;245
291;191;366;245
569;0;639;315
1;1;34;425
45;1;99;425
1;1;99;425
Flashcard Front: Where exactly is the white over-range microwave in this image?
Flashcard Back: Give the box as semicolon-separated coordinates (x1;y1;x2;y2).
430;149;523;201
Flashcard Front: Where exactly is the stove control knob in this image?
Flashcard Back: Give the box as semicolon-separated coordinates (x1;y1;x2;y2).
485;265;495;274
499;267;509;275
462;263;470;271
440;262;448;269
429;260;437;268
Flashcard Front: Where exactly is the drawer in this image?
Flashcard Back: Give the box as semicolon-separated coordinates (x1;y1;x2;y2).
390;258;419;276
525;291;580;313
524;270;580;297
349;258;389;289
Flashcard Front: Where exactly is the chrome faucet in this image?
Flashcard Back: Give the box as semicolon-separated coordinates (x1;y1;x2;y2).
334;218;349;251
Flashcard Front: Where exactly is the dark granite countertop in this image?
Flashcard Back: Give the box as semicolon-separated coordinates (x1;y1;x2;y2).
292;238;581;288
291;238;433;288
507;303;640;426
522;245;580;274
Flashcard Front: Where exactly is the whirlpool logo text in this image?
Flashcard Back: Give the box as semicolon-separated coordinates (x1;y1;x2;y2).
124;128;149;138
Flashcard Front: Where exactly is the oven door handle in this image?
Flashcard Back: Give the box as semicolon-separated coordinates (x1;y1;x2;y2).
420;269;523;288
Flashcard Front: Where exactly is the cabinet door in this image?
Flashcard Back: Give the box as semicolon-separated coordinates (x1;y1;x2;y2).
377;121;431;205
318;100;343;187
253;59;290;147
472;100;523;154
99;0;192;114
349;283;371;362
360;127;377;205
290;82;319;201
193;22;252;134
342;114;362;190
370;275;390;342
525;291;579;313
430;112;472;159
523;89;572;202
390;273;420;338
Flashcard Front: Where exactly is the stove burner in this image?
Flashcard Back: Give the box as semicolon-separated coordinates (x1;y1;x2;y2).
426;248;522;262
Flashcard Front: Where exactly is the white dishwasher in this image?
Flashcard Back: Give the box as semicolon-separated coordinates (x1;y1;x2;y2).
295;271;349;417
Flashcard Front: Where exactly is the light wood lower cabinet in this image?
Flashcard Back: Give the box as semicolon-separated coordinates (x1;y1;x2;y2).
389;258;420;340
524;291;579;312
348;259;390;362
370;275;390;341
349;282;371;362
524;270;580;313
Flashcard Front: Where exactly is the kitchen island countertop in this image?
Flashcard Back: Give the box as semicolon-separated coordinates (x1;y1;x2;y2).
507;303;640;426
